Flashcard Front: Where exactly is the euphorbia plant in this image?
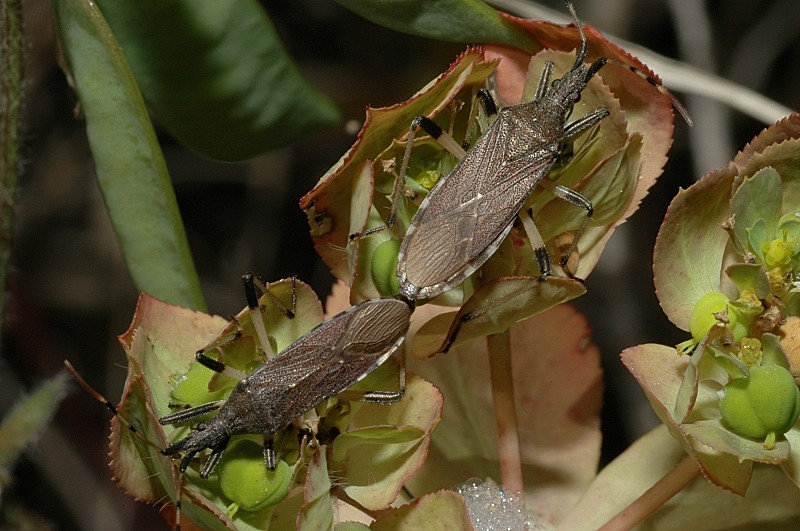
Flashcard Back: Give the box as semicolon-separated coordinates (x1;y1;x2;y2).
616;113;800;526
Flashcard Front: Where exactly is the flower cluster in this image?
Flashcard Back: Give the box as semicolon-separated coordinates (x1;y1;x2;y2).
624;114;800;494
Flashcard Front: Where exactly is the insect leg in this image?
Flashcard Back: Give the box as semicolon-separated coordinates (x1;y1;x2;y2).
243;272;296;359
335;348;406;404
536;178;594;278
194;351;247;381
199;437;230;478
563;108;610;139
160;400;226;426
264;437;277;471
518;208;552;280
534;61;554;103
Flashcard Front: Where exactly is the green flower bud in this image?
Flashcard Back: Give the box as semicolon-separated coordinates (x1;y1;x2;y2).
218;438;293;512
762;232;800;269
371;239;401;296
689;292;746;342
719;364;800;449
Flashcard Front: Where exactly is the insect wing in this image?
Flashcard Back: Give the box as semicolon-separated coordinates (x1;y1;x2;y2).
245;297;411;429
398;112;557;299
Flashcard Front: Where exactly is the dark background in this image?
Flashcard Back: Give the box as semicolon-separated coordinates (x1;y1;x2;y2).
3;0;799;528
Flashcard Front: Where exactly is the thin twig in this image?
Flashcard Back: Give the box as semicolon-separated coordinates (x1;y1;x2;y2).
487;331;523;493
597;456;701;531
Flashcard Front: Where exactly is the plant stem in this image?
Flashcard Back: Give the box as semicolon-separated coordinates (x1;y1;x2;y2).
0;0;23;328
487;330;523;493
598;456;701;531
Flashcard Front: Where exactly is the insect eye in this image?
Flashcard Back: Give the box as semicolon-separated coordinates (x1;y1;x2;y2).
551;79;562;89
570;92;581;103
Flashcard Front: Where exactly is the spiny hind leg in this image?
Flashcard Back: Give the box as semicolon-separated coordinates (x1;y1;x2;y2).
335;351;406;404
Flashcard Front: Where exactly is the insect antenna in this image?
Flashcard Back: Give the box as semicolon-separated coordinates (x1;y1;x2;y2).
608;57;693;126
564;0;693;126
64;360;186;530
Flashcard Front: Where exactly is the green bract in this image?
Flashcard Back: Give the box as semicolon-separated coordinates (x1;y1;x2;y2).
720;364;800;450
631;114;800;495
371;239;401;296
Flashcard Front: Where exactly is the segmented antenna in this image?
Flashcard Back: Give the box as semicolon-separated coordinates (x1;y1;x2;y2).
565;0;693;126
64;360;186;530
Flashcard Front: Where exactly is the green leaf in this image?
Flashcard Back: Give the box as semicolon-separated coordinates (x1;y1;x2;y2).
0;372;71;488
731;167;783;259
371;490;472;530
53;0;204;310
653;168;736;331
334;0;534;51
94;0;339;161
335;376;443;511
332;426;425;462
297;447;335;531
725;263;771;298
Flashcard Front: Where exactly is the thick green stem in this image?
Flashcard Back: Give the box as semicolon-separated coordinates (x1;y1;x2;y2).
488;330;523;493
0;0;23;327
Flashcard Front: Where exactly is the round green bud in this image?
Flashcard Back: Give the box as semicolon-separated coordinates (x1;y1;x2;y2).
217;438;292;511
720;364;800;449
690;292;729;341
689;291;747;342
371;239;401;296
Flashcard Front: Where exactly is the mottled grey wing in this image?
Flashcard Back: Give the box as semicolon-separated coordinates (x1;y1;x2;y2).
251;298;410;429
399;121;556;298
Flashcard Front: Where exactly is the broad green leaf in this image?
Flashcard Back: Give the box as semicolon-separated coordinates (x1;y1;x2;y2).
332;426;425;462
725;263;771;298
556;426;688;531
334;0;534;51
653;168;735;331
94;0;339;161
733;115;800;206
53;0;204;310
683;420;791;465
335;376;443;511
